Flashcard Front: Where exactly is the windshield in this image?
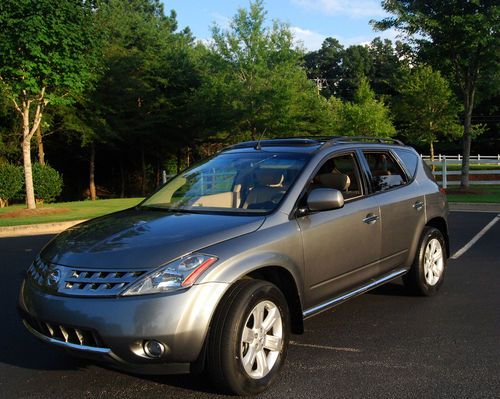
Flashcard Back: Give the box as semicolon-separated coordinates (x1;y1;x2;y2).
141;152;309;214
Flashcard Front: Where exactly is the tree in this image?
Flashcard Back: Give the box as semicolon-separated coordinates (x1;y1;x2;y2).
0;0;100;208
373;0;500;188
396;66;462;164
331;77;396;137
206;0;328;141
304;38;344;98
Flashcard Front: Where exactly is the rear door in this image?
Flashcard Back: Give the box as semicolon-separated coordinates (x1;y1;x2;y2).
297;151;382;309
360;149;425;273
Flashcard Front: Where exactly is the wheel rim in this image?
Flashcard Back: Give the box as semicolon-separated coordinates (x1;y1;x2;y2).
240;300;283;379
423;238;444;286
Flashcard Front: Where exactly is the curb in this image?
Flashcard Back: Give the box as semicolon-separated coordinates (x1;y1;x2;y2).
449;202;500;213
0;220;87;238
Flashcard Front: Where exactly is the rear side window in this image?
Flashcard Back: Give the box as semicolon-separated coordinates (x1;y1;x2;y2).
363;151;407;192
393;149;418;178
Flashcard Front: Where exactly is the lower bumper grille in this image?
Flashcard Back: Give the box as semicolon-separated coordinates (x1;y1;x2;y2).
23;313;102;349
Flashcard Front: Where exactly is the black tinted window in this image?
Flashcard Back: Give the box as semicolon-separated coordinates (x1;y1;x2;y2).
394;149;418;178
363;151;407;192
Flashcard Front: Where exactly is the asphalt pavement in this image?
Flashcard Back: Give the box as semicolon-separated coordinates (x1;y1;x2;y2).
0;211;498;398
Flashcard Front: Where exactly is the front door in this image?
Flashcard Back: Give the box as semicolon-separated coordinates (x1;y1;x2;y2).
297;152;382;309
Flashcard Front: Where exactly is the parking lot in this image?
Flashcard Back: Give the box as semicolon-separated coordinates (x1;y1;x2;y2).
0;211;498;398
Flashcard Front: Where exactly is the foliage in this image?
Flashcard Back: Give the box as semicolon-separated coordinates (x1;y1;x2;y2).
205;0;329;140
0;0;103;208
0;0;101;104
32;163;63;203
0;162;23;207
396;66;462;154
331;77;396;137
304;36;411;101
373;0;500;187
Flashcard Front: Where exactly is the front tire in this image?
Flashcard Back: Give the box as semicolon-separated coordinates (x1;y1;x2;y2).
207;279;290;396
404;227;447;296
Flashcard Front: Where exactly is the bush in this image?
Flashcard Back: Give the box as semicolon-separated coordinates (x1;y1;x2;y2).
32;163;63;203
0;163;23;207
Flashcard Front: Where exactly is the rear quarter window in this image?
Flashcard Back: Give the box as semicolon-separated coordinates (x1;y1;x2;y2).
393;149;419;179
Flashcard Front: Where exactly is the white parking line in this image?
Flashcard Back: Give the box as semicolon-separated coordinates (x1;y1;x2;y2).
290;341;361;353
450;214;500;260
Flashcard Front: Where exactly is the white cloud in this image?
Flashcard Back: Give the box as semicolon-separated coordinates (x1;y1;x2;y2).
339;28;400;46
292;0;387;18
290;26;327;51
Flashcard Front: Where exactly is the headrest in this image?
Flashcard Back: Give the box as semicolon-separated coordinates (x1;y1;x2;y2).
255;169;284;187
314;173;350;191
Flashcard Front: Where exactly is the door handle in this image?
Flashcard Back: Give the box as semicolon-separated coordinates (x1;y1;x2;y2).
363;213;380;224
413;200;424;211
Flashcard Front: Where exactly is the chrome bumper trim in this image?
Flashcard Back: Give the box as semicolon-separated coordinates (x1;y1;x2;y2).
23;319;111;354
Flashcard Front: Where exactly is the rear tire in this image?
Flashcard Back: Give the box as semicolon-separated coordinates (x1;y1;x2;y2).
207;279;290;396
404;227;447;296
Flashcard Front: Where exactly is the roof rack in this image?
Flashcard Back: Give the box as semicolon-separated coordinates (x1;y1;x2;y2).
222;138;321;151
220;135;405;152
323;136;405;147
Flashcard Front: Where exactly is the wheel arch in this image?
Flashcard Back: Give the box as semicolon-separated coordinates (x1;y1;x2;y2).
245;266;304;334
425;216;450;258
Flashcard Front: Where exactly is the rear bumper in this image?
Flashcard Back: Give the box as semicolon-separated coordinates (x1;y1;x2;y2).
19;279;229;374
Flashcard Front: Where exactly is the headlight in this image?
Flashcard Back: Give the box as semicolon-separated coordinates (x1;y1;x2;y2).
121;254;218;296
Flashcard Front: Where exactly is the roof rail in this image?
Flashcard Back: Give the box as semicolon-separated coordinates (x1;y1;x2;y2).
322;136;405;147
221;138;321;151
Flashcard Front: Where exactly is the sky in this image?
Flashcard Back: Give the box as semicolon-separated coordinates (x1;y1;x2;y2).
163;0;400;51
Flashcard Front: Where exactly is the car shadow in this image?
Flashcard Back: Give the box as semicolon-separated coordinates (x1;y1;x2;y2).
367;280;414;297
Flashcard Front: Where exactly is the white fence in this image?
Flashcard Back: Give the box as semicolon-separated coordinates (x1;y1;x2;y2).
422;155;500;188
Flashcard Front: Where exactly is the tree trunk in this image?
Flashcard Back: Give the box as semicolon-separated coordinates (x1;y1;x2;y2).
120;160;125;198
176;148;181;174
22;138;36;209
36;124;45;165
89;143;96;201
430;141;435;172
460;79;475;189
15;87;46;210
156;156;160;187
141;145;146;196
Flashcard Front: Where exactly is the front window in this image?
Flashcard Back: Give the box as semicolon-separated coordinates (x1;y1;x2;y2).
141;152;309;214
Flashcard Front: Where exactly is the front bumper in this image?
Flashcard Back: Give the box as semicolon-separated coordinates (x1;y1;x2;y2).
19;279;229;373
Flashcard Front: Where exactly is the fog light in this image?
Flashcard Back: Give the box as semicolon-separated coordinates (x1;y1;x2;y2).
143;340;165;358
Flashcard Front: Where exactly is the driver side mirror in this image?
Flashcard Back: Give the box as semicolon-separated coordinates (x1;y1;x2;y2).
306;188;344;212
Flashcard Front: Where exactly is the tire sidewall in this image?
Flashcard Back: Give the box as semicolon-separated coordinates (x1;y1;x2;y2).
415;228;447;295
223;282;290;395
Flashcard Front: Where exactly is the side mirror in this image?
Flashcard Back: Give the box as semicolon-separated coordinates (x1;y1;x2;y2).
307;188;344;212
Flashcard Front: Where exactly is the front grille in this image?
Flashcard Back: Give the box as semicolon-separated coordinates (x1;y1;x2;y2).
24;313;102;348
28;257;148;296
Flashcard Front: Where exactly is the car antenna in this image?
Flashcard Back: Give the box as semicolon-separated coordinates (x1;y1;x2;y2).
254;129;267;150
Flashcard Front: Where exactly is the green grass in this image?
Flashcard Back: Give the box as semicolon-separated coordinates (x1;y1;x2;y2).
0;198;143;227
445;185;500;203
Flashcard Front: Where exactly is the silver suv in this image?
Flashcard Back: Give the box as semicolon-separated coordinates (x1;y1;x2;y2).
19;137;449;395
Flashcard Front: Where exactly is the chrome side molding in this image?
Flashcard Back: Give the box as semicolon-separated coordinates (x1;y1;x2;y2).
303;268;407;318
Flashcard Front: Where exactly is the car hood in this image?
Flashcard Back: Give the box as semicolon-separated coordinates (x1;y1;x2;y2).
40;208;265;270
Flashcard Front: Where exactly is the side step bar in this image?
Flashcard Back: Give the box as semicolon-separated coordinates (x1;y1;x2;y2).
303;268;407;319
